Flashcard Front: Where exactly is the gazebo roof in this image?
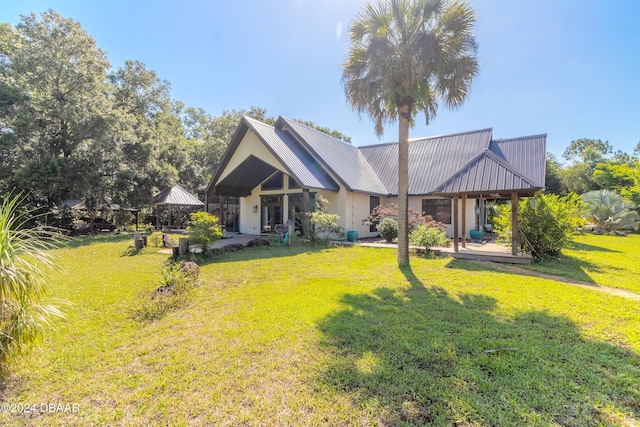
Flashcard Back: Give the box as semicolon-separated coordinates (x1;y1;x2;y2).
153;185;204;206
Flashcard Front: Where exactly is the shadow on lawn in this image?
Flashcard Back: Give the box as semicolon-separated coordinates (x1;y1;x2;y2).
447;252;624;286
317;266;639;426
568;240;621;253
185;242;339;267
52;232;134;250
444;257;603;285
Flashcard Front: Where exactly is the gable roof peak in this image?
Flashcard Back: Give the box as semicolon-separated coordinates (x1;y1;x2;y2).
276;116;356;148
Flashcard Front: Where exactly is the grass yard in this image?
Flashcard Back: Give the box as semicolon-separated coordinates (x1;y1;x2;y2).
521;233;640;294
1;234;639;426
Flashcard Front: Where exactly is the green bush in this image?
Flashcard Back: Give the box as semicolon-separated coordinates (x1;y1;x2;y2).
187;212;223;253
409;224;448;254
135;261;198;321
494;193;579;259
309;195;344;242
148;231;164;248
376;217;398;242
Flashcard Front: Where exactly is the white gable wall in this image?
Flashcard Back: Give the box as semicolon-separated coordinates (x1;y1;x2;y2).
218;130;286;183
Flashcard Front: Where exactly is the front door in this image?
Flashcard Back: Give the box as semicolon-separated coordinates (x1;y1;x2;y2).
261;195;282;233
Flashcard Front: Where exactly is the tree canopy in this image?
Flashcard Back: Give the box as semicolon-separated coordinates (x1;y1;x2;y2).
0;10;349;222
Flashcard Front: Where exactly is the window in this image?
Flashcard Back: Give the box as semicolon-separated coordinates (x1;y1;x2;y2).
422;199;452;224
261;172;283;190
369;196;380;232
288;176;300;189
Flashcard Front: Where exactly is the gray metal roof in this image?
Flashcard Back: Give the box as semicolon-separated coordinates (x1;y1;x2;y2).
244;117;339;191
432;150;542;195
207;116;546;199
277;117;388;195
360;128;493;195
153;186;204;206
489;135;547;187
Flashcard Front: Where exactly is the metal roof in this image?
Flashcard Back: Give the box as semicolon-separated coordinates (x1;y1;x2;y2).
360;128;493;195
489;135;547;187
277;117;388;195
432;150;542;195
153;186;204;206
244;117;339;191
207;116;546;199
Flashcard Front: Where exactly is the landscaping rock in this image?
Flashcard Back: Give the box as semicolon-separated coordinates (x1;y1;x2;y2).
181;261;200;281
224;243;244;252
152;283;174;300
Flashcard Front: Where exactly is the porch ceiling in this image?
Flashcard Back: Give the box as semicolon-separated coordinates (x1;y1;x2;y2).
213;155;278;197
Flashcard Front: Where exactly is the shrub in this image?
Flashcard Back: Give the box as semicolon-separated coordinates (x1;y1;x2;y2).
148;231;164;248
580;190;639;234
0;194;64;373
376;217;398;242
494;193;579;259
187;212;223;253
135;261;199;321
367;203;445;232
409;224;449;254
309;195;344;242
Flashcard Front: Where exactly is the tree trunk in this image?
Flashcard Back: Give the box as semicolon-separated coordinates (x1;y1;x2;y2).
397;103;411;266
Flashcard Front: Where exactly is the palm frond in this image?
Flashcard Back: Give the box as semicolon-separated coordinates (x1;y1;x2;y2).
343;0;479;134
0;193;65;373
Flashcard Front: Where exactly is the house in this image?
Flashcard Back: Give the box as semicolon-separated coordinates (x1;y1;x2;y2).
205;116;546;253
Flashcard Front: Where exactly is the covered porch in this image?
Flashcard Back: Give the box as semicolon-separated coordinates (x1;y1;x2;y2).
431;148;544;259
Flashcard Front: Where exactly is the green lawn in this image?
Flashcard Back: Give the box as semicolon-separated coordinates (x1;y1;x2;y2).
2;235;639;426
522;233;640;294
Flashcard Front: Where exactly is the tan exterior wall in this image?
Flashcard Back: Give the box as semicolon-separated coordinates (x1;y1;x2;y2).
218;130;286;183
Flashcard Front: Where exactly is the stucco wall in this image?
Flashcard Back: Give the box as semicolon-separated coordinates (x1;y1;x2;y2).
218;130;285;183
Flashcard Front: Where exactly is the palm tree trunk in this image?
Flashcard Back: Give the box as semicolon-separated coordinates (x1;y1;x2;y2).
397;103;411;266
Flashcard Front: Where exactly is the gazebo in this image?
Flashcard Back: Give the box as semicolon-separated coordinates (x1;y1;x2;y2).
152;185;204;229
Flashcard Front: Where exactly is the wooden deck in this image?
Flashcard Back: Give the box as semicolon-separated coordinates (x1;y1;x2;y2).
437;244;533;264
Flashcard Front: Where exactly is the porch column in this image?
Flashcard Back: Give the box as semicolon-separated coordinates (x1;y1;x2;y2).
168;205;173;229
453;196;459;253
511;192;519;255
302;188;310;237
461;194;467;248
219;195;225;225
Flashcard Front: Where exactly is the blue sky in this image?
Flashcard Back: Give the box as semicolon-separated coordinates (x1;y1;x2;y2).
2;0;639;160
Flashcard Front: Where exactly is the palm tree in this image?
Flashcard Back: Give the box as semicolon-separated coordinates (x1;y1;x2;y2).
343;0;479;265
0;194;64;373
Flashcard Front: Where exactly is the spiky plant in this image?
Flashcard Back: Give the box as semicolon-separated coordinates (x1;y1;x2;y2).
0;194;64;374
580;190;640;233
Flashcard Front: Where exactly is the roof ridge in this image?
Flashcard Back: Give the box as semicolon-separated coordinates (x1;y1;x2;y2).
412;127;493;142
432;149;539;193
492;133;547;142
358;127;493;148
278;116;357;149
